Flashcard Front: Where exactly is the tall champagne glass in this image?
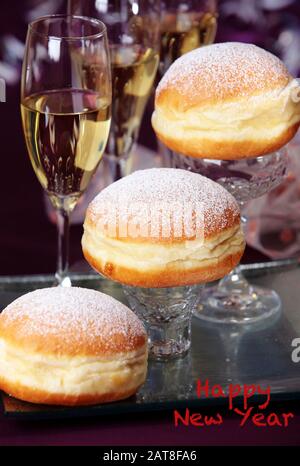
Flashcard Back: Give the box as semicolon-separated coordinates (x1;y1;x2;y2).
157;0;217;167
21;15;112;286
69;0;160;180
159;0;218;77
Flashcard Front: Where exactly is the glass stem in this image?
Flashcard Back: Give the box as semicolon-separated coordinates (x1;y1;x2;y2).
55;207;71;287
218;267;251;293
112;159;125;182
105;149;133;182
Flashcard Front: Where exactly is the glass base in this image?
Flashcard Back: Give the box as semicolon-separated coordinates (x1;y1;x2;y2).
195;270;281;324
123;285;202;360
139;352;193;402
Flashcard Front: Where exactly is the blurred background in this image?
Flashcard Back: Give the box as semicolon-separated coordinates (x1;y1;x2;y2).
0;0;299;276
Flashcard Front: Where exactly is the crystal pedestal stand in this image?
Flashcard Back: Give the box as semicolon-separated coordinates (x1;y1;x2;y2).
172;148;288;324
123;284;202;359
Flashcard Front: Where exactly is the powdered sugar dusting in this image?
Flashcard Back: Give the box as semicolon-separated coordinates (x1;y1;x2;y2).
157;42;290;101
1;287;146;354
88;168;240;238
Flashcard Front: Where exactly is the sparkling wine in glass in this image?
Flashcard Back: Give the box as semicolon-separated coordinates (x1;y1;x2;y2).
159;0;218;77
69;0;160;180
157;0;217;167
21;15;111;286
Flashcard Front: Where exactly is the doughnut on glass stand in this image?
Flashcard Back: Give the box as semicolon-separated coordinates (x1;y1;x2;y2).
123;285;203;359
171;148;288;324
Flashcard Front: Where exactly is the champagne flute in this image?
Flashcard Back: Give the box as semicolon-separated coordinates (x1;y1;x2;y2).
21;15;112;286
69;0;160;180
159;0;218;77
157;0;217;167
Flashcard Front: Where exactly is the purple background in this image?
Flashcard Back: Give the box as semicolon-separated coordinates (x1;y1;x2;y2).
1;401;300;445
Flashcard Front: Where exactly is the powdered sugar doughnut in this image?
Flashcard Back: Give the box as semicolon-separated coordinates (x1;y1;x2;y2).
82;168;245;287
0;287;147;406
152;42;300;159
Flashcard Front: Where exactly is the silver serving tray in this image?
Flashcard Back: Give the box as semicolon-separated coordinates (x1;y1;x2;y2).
1;266;300;420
